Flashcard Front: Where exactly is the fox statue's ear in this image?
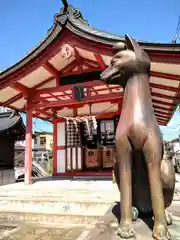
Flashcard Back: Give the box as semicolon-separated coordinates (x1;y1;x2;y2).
125;34;140;53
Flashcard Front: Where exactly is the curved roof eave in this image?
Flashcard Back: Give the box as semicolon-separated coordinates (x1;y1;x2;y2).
66;14;180;52
1;4;180;80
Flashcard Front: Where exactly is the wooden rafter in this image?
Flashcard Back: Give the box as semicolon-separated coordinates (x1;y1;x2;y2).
150;82;179;93
151;71;180;81
2;93;23;107
152;99;175;108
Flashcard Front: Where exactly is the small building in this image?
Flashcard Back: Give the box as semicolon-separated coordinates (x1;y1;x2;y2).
33;131;53;161
0;2;180;184
15;131;53;164
0;110;25;185
171;137;180;153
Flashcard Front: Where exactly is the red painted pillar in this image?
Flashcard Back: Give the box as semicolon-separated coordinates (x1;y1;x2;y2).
24;102;33;184
53;118;57;176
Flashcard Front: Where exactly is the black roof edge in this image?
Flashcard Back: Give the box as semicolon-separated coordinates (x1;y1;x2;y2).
55;5;180;51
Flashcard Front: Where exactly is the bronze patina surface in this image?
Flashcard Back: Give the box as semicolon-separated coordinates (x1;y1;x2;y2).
100;35;175;240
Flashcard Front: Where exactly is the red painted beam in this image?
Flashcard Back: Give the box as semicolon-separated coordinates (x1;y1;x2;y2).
33;80;179;102
11;82;30;96
94;54;106;70
42;62;60;79
50;107;170;121
33;80;105;99
35;109;53;118
33;92;123;109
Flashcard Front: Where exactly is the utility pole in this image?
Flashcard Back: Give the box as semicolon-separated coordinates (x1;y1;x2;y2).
172;16;180;43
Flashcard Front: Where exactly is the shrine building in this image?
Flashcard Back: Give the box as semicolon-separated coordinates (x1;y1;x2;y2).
0;3;179;184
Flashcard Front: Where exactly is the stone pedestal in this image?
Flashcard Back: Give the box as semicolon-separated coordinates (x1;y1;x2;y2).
86;203;180;239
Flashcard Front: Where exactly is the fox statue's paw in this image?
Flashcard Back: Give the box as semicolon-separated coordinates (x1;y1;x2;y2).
117;223;136;239
153;223;171;240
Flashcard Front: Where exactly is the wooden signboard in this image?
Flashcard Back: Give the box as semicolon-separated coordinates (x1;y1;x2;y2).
102;146;116;168
85;148;99;168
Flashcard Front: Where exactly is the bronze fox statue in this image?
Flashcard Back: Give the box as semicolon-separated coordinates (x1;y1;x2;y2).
100;35;175;240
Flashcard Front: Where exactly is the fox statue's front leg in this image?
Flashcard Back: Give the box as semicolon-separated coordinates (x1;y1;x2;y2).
113;157;175;227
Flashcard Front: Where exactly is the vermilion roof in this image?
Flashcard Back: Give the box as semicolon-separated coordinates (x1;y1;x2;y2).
0;5;179;125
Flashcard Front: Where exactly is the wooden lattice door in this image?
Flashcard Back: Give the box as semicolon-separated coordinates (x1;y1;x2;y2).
65;121;83;171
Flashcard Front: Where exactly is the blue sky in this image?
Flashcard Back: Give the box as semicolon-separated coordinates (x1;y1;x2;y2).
0;0;179;141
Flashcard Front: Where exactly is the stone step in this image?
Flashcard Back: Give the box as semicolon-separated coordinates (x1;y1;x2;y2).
0;195;113;226
0;211;102;226
0;191;119;202
0;181;119;203
0;180;117;192
0;188;117;194
0;198;112;216
0;194;118;202
0;180;117;226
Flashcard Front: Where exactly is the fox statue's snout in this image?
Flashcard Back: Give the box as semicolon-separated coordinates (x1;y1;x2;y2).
100;34;151;87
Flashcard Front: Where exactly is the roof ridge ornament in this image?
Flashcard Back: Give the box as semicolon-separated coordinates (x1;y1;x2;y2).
61;0;68;12
54;3;88;26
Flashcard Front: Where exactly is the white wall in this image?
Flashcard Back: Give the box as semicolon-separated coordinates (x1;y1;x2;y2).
56;122;66;173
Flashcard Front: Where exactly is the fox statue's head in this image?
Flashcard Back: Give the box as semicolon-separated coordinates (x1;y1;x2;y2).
100;35;151;88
